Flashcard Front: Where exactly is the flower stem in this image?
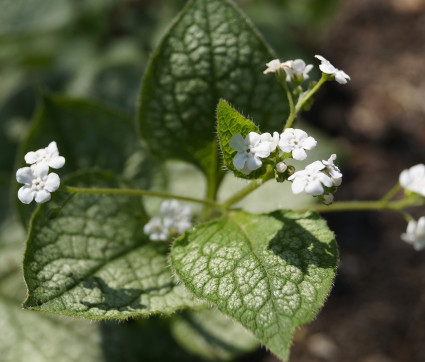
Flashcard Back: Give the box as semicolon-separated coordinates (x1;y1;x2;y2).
284;74;327;130
62;185;220;208
380;182;402;203
220;169;274;210
295;198;425;214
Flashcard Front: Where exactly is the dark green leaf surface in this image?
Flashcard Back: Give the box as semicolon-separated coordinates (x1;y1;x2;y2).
23;171;201;319
171;308;259;361
171;210;337;361
217;99;267;180
138;0;288;185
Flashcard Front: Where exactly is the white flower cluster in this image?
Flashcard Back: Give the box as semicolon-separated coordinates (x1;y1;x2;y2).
401;217;425;251
229;128;342;203
264;55;350;85
144;200;192;241
16;142;65;204
399;164;425;197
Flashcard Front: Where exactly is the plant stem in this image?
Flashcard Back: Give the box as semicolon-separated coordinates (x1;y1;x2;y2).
295;198;424;214
62;185;220;208
380;183;402;203
220;170;274;210
284;75;327;130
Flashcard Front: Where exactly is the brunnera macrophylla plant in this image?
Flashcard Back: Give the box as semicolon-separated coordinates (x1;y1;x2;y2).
14;0;425;361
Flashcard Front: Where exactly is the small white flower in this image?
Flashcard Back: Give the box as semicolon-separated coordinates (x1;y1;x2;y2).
282;59;313;83
399;164;425;197
25;141;65;169
276;162;288;173
16;163;60;204
315;55;350;84
263;59;283;74
322;154;343;186
144;200;192;242
229;132;271;175
143;216;170;241
288;161;333;195
260;131;279;153
160;199;192;234
278;128;317;161
401;217;425;251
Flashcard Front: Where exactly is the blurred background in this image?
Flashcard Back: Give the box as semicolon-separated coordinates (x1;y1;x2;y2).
1;0;425;361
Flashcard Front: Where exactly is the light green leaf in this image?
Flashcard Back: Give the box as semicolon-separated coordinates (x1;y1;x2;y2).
23;171;202;319
138;0;288;189
171;308;259;361
217;99;267;180
171;209;337;361
16;94;160;226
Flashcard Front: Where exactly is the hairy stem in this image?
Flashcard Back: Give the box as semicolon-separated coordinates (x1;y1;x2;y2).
62;185;220;208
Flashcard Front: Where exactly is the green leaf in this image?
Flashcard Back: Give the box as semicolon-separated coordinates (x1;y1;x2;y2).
138;0;288;188
170;209;338;361
217;99;267;180
23;171;202;319
16;94;160;226
171;308;259;361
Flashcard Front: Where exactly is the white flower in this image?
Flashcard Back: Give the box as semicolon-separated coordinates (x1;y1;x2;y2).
160;200;192;234
16;163;60;204
24;141;65;169
276;162;288;173
282;59;313;83
143;216;170;241
399;164;425;197
229;132;271;175
322;154;343;186
288;161;333;195
401;217;425;251
263;59;283;74
314;55;350;84
144;200;192;241
278;128;317;161
260;131;279;153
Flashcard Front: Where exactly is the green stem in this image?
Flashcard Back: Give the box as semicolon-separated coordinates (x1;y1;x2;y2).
280;78;295;131
380;182;402;203
62;185;220;208
284;75;327;130
220;170;274;210
296;198;424;214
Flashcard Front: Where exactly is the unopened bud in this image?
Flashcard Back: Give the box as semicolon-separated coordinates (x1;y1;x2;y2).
276;162;287;173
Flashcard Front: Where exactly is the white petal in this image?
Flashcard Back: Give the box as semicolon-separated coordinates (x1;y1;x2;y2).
35;190;51;204
292;148;307;160
307;161;326;172
291;178;307;194
293;59;306;73
47;141;59;155
302;136;317;150
314;55;327;62
33;163;49;178
233;153;247;170
246;155;262;171
24;151;40;164
319;63;336;74
45;173;60;192
293;128;308;141
335;71;349;84
399;169;410;188
318;173;333;187
305;180;324;195
16;167;34;184
252;143;271;158
246;132;261;147
18;186;35;204
49;156;65;169
229;134;246;152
